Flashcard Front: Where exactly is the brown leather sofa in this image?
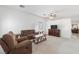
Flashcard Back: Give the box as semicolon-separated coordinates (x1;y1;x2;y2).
21;30;35;39
0;32;32;54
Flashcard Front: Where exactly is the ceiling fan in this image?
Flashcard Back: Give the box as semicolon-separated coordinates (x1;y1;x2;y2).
19;5;25;8
48;13;56;20
42;10;56;20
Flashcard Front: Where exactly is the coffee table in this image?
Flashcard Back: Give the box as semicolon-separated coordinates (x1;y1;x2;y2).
33;34;47;44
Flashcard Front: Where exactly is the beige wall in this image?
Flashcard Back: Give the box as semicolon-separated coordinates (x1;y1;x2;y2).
0;6;45;37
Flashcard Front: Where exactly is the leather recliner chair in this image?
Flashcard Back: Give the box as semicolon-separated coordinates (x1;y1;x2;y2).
0;33;32;54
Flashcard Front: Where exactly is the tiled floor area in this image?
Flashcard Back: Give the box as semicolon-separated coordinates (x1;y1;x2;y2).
71;33;79;39
33;35;79;54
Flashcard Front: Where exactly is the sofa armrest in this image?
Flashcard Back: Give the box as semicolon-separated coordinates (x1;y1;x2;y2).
16;36;28;42
15;40;32;49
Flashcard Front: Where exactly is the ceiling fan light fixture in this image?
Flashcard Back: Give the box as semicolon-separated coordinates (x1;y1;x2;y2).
43;9;56;20
49;16;55;20
19;5;25;8
48;13;56;20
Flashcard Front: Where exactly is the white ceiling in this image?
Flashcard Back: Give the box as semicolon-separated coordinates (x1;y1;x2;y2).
2;5;79;23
